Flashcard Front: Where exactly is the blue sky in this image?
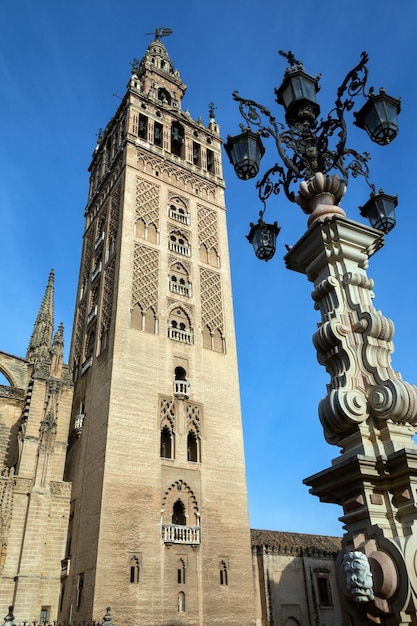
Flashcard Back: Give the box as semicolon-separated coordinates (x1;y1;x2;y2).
1;0;416;537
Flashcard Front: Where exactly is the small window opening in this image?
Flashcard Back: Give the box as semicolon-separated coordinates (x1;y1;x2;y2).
171;123;185;157
177;559;186;584
139;114;148;139
130;557;140;583
154;122;163;146
317;576;332;606
220;561;228;585
207;149;215;173
193;142;201;166
178;591;185;612
76;572;84;608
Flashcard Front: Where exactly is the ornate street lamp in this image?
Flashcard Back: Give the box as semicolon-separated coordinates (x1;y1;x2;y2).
225;52;417;626
225;50;400;256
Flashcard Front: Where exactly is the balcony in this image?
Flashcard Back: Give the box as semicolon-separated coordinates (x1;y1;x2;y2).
168;327;193;344
169;207;190;225
73;413;85;437
61;557;70;578
91;262;102;282
169;280;191;297
81;355;93;374
87;304;98;325
94;231;105;250
162;524;200;545
173;380;189;400
169;241;191;257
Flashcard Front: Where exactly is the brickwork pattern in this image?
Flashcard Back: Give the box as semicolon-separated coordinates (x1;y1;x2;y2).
200;268;224;333
135;177;159;229
131;244;159;313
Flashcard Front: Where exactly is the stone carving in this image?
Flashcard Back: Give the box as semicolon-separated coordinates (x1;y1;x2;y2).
137;148;217;199
343;551;374;603
288;177;417;446
50;481;72;496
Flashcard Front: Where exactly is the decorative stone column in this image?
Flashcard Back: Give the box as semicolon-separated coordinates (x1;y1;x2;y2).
285;172;417;625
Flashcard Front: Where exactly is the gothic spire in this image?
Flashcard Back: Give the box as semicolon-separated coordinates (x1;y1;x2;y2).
26;269;55;363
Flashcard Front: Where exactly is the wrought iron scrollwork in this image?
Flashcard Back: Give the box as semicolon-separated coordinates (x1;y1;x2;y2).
232;51;378;207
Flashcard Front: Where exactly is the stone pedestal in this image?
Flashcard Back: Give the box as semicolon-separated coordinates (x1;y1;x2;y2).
285;173;417;625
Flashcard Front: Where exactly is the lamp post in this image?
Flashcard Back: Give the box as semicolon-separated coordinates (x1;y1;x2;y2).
226;52;417;626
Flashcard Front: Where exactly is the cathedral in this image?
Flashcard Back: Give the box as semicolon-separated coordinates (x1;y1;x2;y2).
0;35;347;626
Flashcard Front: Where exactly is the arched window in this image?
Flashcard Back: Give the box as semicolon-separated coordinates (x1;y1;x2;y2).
178;591;185;612
138;114;148;140
169;232;190;256
168;197;189;224
171;122;185;158
172;499;186;525
187;431;199;462
160;425;173;459
219;561;228;586
177;559;186;584
158;88;171;105
169;263;191;297
168;308;192;344
130;557;140;583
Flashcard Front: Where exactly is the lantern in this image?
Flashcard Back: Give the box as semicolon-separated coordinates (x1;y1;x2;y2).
359;191;397;233
275;66;320;127
355;91;401;145
246;219;281;261
224;129;265;180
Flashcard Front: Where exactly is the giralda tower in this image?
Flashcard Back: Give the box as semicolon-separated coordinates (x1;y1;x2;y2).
60;34;255;626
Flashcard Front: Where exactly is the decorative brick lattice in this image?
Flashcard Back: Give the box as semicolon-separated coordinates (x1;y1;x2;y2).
132;244;159;313
137;148;216;199
197;205;218;251
136;177;160;229
73;296;87;365
160;397;175;429
200;268;224;333
102;257;115;329
82;228;95;282
109;182;121;239
186;404;201;435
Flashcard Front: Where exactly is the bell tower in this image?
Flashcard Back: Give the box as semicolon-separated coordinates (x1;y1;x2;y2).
61;34;255;626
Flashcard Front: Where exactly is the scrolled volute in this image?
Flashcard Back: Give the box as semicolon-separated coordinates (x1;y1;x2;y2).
356;310;395;343
368;380;417;425
319;388;368;442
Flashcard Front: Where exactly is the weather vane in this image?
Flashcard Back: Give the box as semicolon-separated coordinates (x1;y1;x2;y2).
144;27;173;41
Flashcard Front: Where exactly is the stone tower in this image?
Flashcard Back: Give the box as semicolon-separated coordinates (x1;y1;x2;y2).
60;35;255;626
0;271;73;622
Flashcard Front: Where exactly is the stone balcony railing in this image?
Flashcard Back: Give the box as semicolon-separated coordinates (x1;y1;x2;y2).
169;207;190;225
0;385;25;401
162;524;200;545
161;524;200;545
168;327;193;344
169;280;191;297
